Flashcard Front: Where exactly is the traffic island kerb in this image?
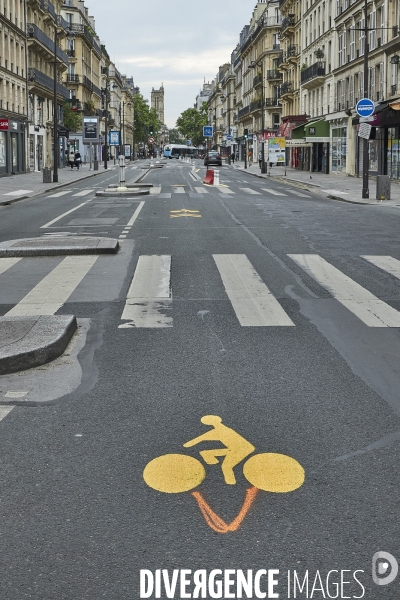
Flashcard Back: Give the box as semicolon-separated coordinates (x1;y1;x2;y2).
0;237;120;257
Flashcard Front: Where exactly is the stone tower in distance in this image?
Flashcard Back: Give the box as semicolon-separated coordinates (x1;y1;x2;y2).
151;84;165;126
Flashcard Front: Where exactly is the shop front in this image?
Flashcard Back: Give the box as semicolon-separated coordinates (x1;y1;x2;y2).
0;118;26;177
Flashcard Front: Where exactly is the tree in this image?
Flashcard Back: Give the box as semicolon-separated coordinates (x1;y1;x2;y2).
176;102;208;146
168;128;184;144
63;101;82;132
133;94;162;143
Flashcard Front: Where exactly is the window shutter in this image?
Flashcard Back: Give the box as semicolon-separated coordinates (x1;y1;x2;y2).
379;62;384;100
349;74;354;106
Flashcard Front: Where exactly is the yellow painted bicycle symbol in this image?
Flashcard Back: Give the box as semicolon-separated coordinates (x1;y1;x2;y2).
143;416;305;533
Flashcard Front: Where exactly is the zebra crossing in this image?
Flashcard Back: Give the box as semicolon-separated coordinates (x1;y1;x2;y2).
2;254;399;329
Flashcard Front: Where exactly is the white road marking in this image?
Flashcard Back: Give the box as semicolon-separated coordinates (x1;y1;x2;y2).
213;254;294;327
0;406;14;420
47;190;73;198
119;255;172;328
0;257;22;275
285;189;311;198
217;187;234;194
126;201;145;227
194;187;208;194
5;391;28;398
321;189;349;195
361;256;400;279
3;190;32;196
289;254;400;327
261;188;287;196
41;201;89;229
6;256;98;316
72;189;93;197
173;187;185;194
239;187;261;195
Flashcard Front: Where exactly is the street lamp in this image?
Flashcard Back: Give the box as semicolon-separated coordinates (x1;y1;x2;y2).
122;101;132;158
249;58;266;174
220;92;232;165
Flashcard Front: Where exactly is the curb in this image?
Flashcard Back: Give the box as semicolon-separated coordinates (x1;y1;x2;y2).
0;237;120;257
0;315;77;375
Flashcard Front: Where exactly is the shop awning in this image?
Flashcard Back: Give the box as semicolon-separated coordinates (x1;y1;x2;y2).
291;123;305;139
304;119;330;140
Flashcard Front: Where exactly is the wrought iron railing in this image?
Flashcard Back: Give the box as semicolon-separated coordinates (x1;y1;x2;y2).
300;62;325;84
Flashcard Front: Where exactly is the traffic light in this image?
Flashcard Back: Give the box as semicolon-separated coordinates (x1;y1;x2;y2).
244;129;248;139
149;124;154;135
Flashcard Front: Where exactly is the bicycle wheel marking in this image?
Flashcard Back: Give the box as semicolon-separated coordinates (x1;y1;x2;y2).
143;416;305;533
143;454;206;493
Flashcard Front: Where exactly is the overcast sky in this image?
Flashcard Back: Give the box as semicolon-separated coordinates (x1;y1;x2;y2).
91;1;257;128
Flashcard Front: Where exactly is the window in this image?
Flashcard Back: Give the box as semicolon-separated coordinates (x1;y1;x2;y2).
349;75;354;106
359;18;365;56
349;26;355;60
369;11;376;51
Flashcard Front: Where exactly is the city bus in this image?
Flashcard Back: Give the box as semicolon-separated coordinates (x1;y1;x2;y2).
163;144;199;159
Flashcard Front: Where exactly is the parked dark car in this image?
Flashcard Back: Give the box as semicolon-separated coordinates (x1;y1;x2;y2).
204;151;222;166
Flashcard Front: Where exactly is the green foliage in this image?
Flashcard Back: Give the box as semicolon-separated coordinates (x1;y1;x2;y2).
168;128;184;144
134;94;162;142
63;101;82;132
176;102;208;146
84;99;95;116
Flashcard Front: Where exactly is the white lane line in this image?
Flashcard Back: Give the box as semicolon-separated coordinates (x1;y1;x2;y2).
213;254;294;327
0;257;22;275
261;188;287;196
285;189;311;198
289;254;400;327
239;187;262;195
6;256;98;316
194;187;209;194
0;406;14;420
47;190;73;198
72;189;93;197
119;255;172;328
361;256;400;280
41;201;89;229
126;201;145;227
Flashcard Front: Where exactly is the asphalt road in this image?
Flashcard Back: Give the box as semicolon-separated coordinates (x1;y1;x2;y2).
0;159;399;599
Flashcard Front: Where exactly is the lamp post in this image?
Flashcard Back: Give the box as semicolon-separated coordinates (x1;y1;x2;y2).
53;22;73;183
103;73;110;170
121;101;132;159
250;58;266;174
361;0;369;198
220;90;232;165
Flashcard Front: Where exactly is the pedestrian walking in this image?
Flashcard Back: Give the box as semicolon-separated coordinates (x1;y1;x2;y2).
258;151;262;168
74;151;82;170
231;152;235;164
69;150;75;169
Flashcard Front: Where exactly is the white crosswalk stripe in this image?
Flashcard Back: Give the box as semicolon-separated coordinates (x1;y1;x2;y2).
194;187;209;194
213;254;294;327
261;188;287;196
239;187;261;195
217;187;234;194
0;257;22;275
361;256;400;280
72;189;93;197
47;190;73;198
119;255;172;328
5;256;98;316
289;254;400;327
173;187;185;194
285;189;311;198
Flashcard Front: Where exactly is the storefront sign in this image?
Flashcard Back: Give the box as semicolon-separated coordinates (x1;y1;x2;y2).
0;118;9;131
358;123;372;139
305;137;330;143
109;131;120;146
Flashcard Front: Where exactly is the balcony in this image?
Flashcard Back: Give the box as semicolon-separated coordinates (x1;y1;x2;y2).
66;74;79;83
238;105;250;119
280;81;294;97
27;23;69;64
300;62;326;88
69;23;102;56
253;74;263;87
271;44;281;51
281;16;296;35
250;99;262;112
287;45;299;61
66;49;75;58
265;97;282;108
267;69;283;81
28;67;70;99
62;0;74;5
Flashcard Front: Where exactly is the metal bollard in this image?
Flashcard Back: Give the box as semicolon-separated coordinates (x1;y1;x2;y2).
118;154;126;187
214;169;220;186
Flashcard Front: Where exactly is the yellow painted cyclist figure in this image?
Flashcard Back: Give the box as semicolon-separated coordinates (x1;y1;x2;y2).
183;415;255;485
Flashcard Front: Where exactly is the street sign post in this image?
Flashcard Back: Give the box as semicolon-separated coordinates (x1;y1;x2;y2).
148;136;155;144
356;98;374;118
203;126;213;137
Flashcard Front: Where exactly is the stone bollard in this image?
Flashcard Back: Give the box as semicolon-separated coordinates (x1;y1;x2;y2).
376;175;390;200
214;169;220;186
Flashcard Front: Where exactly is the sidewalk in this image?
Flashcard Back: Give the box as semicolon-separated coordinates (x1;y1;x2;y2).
232;160;400;205
0;161;120;205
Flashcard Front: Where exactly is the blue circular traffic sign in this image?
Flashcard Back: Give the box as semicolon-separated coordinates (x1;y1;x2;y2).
356;98;374;117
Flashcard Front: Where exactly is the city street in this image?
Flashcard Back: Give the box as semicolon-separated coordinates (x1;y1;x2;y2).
0;158;400;598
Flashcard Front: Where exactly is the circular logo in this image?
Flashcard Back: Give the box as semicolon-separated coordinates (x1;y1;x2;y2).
356;98;374;117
